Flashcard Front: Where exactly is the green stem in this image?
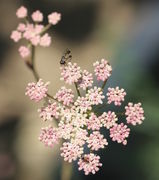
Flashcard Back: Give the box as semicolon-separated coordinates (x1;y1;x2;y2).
40;24;52;36
30;45;57;102
101;79;107;90
74;82;81;97
116;112;125;116
93;102;107;111
31;46;39;81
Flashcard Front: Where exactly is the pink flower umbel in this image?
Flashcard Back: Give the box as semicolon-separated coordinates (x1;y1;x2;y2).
87;113;102;130
10;30;21;42
48;12;61;25
38;102;60;121
86;87;105;105
30;35;40;46
78;153;102;175
54;86;74;106
93;59;112;81
39;126;59;147
25;24;43;39
60;62;82;84
72;128;88;146
18;46;30;58
16;6;27;18
58;123;73;140
87;131;108;151
99;111;118;129
110;123;130;145
74;96;92;113
107;86;126;106
25;79;49;102
78;70;93;90
12;6;145;176
60;142;83;163
32;10;43;22
125;102;145;125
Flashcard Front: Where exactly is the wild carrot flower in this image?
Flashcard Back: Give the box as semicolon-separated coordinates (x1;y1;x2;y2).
93;59;112;81
58;122;73;140
39;126;59;147
18;46;30;58
54;86;74;106
30;35;40;46
38;102;60;121
99;111;118;129
60;62;82;84
110;123;130;145
60;142;83;163
10;30;21;42
78;153;102;175
25;79;49;102
12;7;145;175
87;131;108;151
32;10;43;22
78;70;93;90
17;23;26;32
16;6;27;18
74;96;92;113
71;110;87;128
39;33;51;47
86;87;105;105
87;113;102;130
107;86;126;106
125;102;145;125
72;128;88;146
11;7;61;58
48;12;61;25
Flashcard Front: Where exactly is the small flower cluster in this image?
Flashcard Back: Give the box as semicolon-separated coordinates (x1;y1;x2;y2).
25;58;145;175
11;6;61;58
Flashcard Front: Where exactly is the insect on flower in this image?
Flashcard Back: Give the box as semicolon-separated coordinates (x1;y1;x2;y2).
60;48;72;65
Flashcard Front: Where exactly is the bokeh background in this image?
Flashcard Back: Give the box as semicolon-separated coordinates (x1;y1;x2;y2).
0;0;159;179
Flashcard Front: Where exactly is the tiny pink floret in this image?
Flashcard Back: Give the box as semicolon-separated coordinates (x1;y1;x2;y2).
16;6;27;18
40;33;51;47
11;30;22;42
32;10;43;22
17;23;26;32
48;12;61;25
18;46;30;58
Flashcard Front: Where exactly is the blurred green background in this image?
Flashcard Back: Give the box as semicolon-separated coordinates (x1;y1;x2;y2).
0;0;159;179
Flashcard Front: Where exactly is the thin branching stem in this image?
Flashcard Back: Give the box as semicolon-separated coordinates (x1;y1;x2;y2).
74;82;81;97
30;45;57;101
101;79;107;90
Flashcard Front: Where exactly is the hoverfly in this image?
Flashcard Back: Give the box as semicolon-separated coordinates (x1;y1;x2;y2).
60;48;72;65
